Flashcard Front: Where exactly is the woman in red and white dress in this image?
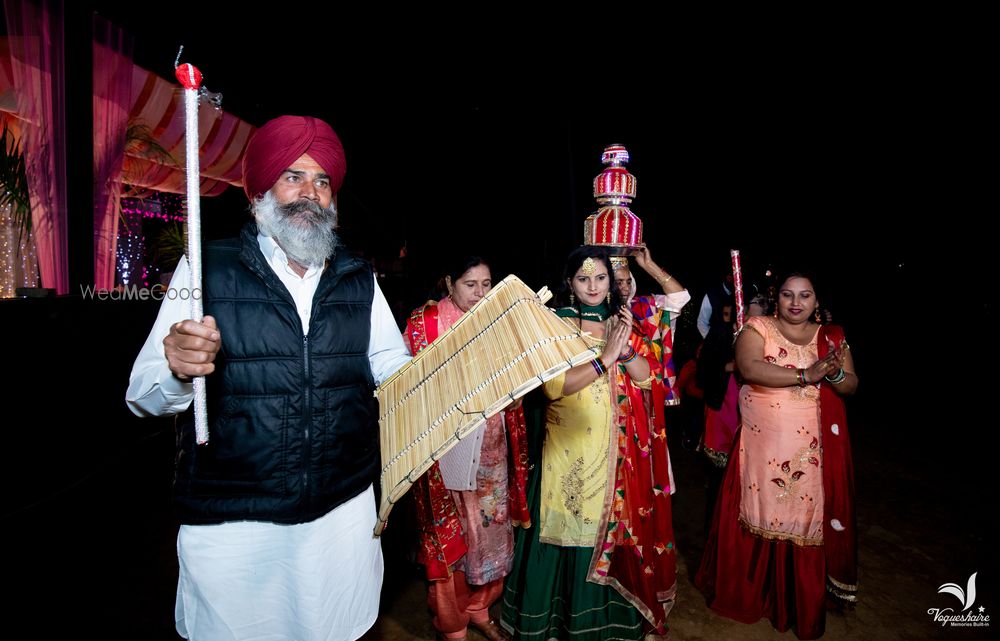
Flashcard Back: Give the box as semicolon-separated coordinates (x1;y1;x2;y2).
403;256;529;641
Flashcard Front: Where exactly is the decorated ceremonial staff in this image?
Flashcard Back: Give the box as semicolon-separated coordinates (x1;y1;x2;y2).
731;249;744;334
174;50;221;444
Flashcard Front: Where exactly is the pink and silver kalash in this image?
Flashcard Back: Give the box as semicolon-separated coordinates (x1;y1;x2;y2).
583;144;644;259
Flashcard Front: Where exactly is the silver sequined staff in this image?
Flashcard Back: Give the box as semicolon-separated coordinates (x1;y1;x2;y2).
174;50;213;444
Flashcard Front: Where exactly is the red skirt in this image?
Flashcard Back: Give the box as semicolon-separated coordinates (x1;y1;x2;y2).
695;431;828;640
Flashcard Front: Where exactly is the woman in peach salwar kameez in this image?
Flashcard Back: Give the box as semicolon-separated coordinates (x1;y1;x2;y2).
696;274;858;640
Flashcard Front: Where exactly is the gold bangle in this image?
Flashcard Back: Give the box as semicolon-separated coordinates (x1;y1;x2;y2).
631;373;655;389
659;274;673;285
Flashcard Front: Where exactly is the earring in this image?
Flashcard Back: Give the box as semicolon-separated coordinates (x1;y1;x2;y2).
814;308;822;323
569;293;575;306
606;292;611;305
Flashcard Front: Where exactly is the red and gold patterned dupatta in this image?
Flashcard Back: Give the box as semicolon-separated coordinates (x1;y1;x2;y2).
817;325;858;603
588;330;677;633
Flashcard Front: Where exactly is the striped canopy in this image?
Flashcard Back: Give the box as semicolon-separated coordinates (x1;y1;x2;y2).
1;38;254;197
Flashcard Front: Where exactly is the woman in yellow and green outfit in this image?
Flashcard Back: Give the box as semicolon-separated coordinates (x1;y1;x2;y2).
502;246;678;639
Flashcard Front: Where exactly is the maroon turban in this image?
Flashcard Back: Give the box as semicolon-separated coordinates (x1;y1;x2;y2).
241;115;346;201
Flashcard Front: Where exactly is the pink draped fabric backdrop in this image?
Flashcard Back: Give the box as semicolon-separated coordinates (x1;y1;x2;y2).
3;0;69;294
92;16;133;289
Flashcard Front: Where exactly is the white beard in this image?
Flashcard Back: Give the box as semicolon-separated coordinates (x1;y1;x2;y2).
252;191;340;268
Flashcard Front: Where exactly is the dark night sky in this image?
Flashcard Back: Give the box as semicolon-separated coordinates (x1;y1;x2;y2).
75;4;996;400
73;6;996;448
83;2;991;287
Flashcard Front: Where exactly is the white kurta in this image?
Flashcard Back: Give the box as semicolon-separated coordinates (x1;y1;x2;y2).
127;234;411;641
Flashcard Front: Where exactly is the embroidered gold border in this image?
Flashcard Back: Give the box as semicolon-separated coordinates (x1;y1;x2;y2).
738;515;823;547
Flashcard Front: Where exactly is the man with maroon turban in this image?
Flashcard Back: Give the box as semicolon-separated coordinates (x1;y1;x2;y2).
127;115;410;641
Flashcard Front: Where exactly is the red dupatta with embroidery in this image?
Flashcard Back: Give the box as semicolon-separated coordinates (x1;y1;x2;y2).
817;325;858;603
630;295;680;444
588;330;678;633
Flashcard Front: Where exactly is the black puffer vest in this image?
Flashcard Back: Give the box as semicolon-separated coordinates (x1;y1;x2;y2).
174;223;378;524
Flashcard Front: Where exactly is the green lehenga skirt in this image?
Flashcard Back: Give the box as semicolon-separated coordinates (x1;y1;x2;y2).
500;451;644;641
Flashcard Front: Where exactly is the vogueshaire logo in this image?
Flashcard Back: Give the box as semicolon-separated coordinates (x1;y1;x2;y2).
928;572;990;628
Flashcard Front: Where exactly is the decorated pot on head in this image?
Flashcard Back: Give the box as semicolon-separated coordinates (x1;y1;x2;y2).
583;144;643;255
